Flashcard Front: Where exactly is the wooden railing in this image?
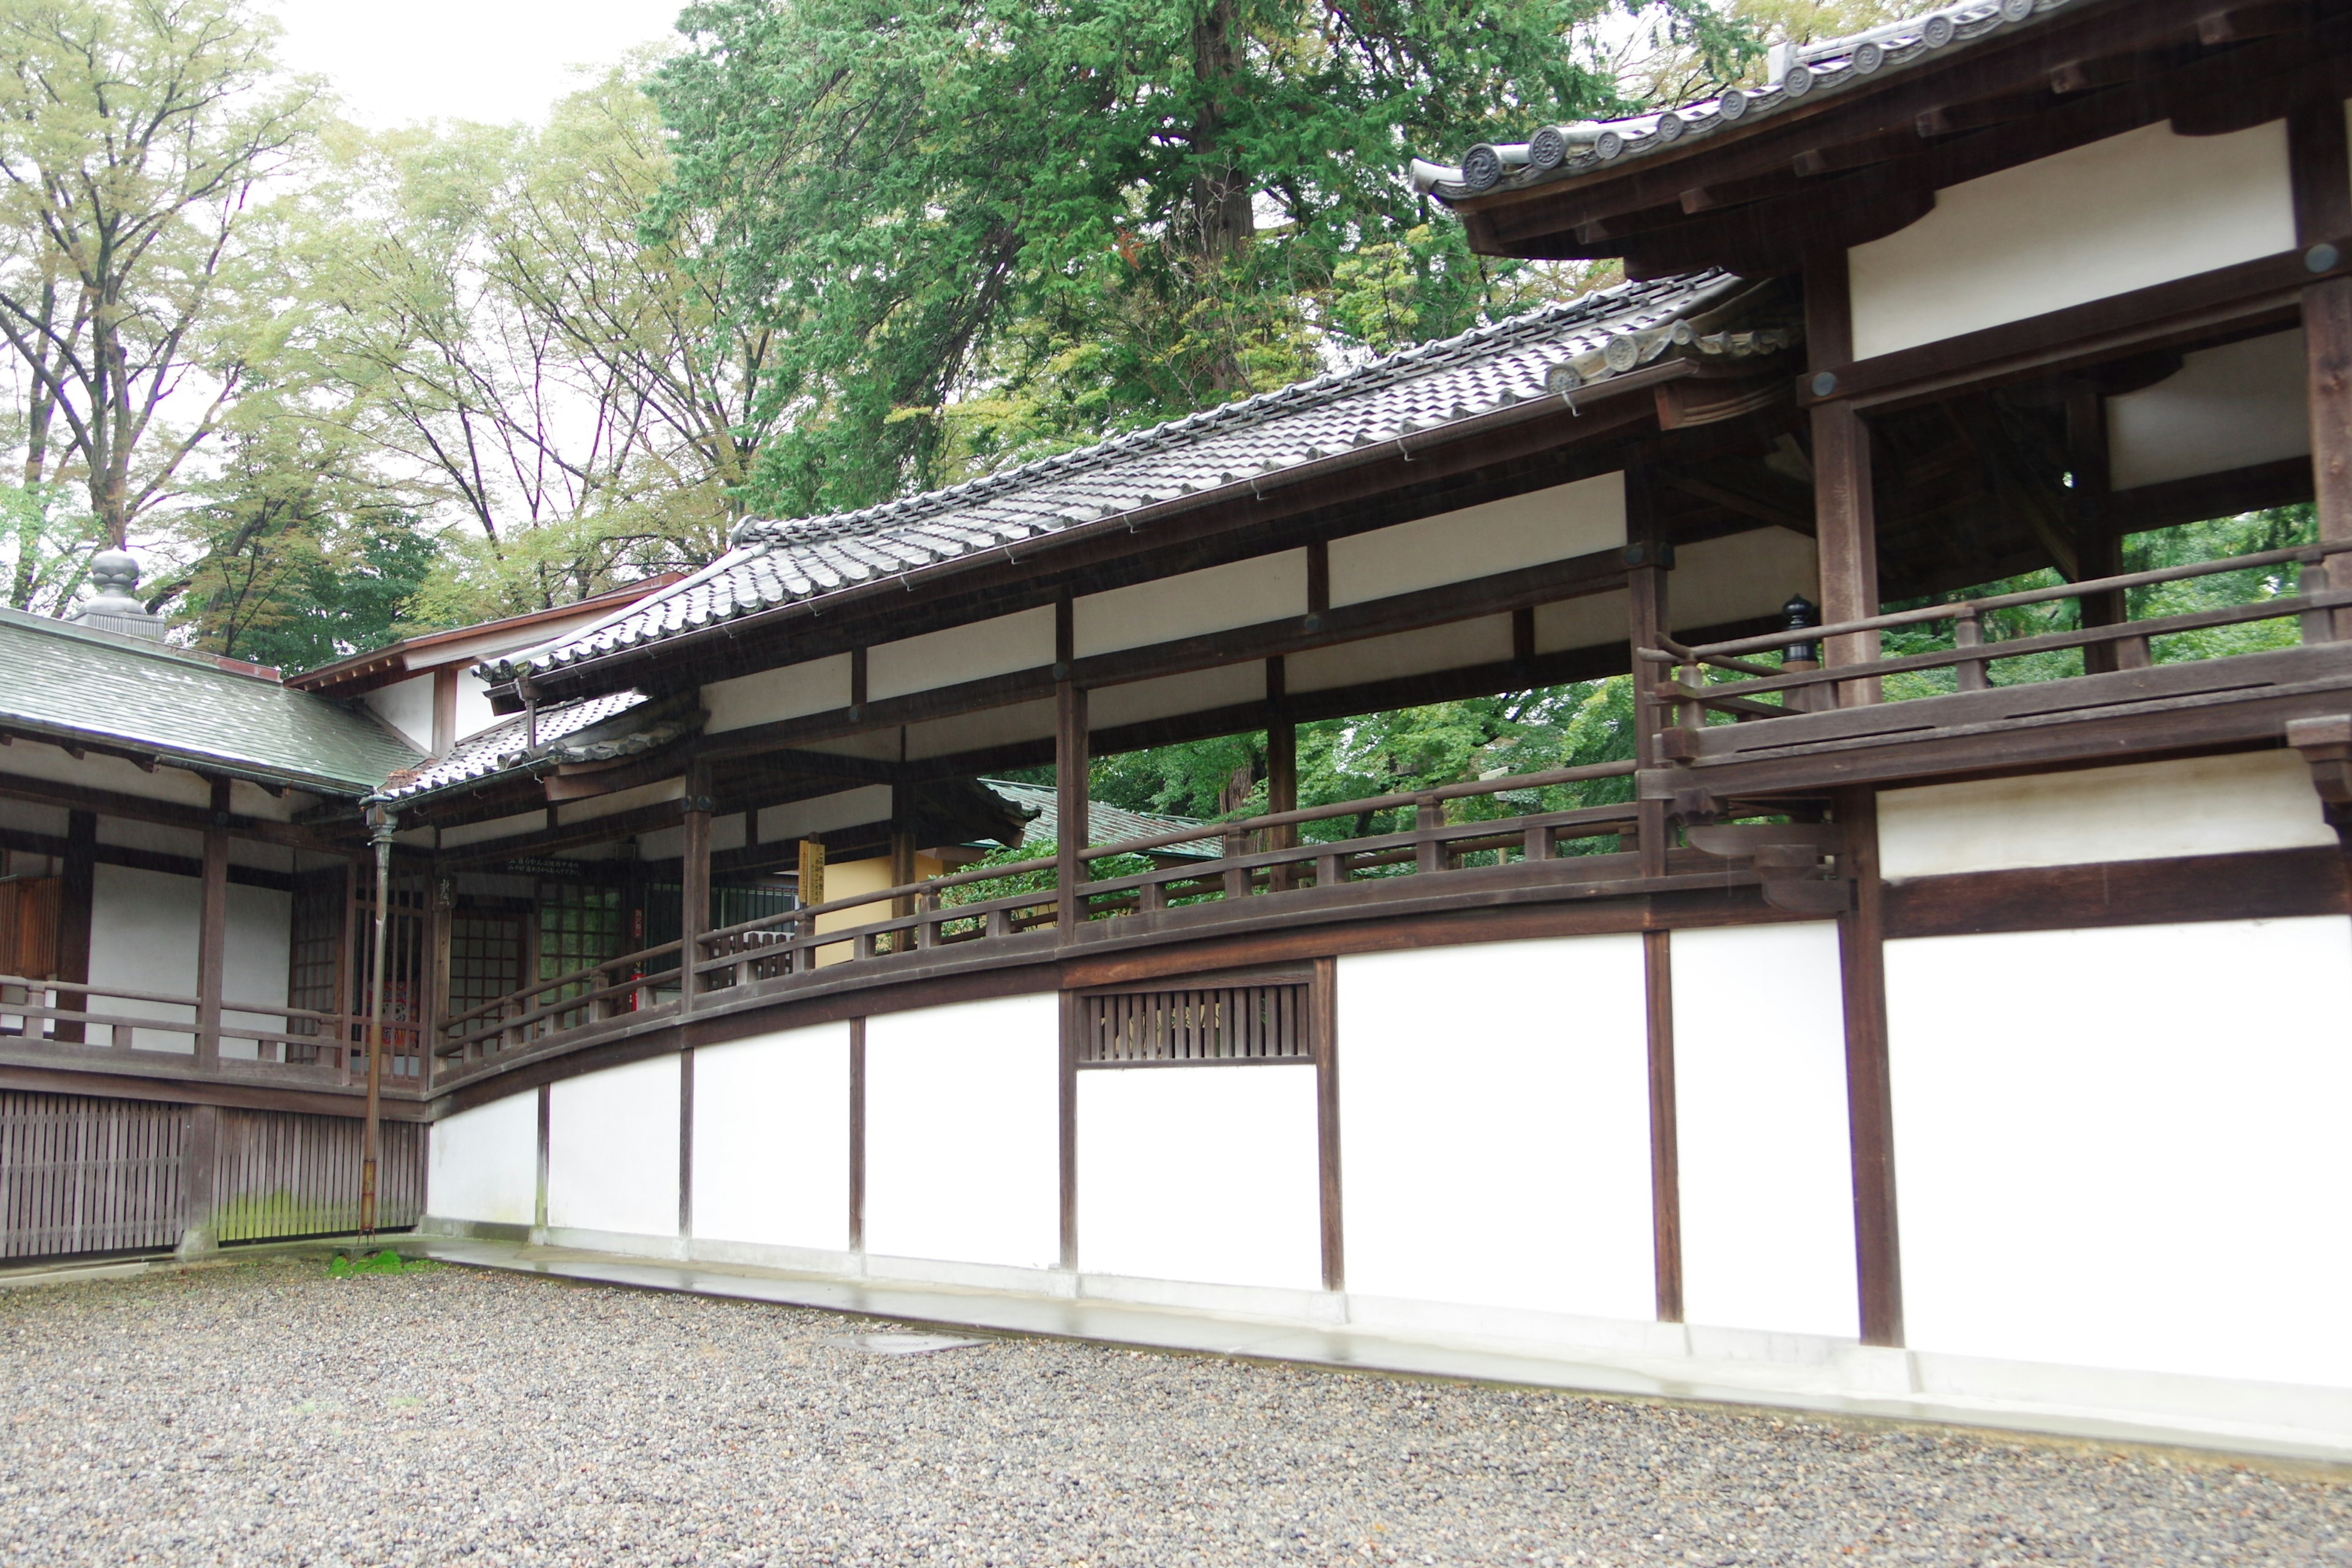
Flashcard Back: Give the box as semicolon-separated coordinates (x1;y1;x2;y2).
432;760;1646;1071
1641;540;2352;725
0;976;413;1085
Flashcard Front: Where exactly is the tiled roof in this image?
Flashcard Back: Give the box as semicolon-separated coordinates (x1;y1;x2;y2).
372;689;681;804
981;780;1219;857
485;270;1754;684
1411;0;2091;203
0;607;421;796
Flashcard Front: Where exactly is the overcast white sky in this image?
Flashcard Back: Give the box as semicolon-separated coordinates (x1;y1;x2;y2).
266;0;687;129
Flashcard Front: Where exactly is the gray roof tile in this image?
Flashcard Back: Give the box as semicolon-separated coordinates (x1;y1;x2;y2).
487;270;1751;684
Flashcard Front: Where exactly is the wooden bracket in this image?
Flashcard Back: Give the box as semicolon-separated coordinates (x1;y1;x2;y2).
1684;821;1850;913
2286;714;2352;804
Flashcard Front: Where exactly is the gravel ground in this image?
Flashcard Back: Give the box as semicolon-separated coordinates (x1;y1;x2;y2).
1;1257;2345;1566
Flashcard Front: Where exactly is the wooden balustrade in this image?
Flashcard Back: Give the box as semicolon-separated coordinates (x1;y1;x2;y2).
1641;539;2352;724
0;974;401;1085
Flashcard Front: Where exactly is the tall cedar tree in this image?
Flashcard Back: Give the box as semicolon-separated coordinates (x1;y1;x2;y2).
647;0;1750;521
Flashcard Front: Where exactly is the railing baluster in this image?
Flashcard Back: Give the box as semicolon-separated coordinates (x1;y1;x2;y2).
1415;796;1444;875
1951;608;1989;692
2114;628;2153;670
1522;821;1553;864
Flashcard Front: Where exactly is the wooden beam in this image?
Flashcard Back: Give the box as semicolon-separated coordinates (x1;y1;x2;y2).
1313;955;1343;1292
1884;845;2348;937
1834;785;1902;1348
0;769;334;851
195;779;231;1071
1807;254;1882;703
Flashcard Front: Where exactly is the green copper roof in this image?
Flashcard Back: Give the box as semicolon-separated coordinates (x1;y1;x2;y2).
0;608;421;796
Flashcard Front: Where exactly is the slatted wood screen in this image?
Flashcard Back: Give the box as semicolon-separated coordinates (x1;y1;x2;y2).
213;1109;426;1242
0;1093;186;1259
1079;982;1310;1065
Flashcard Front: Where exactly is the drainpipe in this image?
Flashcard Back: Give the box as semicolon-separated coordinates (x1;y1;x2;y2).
361;802;396;1238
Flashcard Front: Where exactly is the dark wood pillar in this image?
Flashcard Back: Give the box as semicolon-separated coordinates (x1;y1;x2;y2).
848;1017;866;1253
1266;658;1297;889
54;810;94;1042
679;769;712;1011
1058;990;1078;1270
1835;785;1902;1347
2294;97;2352;640
179;1102;219;1257
1807;252;1881;703
422;865;451;1088
1626;468;1682;1321
1626;468;1673;876
1312;955;1343;1292
678;1047;695;1242
1055;681;1088;932
195;777;230;1069
2068;382;2125;674
431;668;459;756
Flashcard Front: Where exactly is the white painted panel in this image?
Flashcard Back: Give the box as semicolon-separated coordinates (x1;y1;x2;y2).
428;1092;538;1226
1673;528;1820;634
437;809;545;850
692;1022;851;1251
554;777;685;826
2107;329;2310;490
97;818;203;858
1286;616;1513;694
364;674;435;752
1888;917;2352;1386
548;1054;680;1238
1532;589;1629;655
703;654;854;736
865;993;1060;1270
1074;551;1308;658
869;607;1056;702
217;883;292;1061
88;865;197;1049
904;698;1057;761
1330;473;1626;606
454;668;500;742
1671;924;1857;1340
757;785;893;843
1088;662;1267;731
1878;752;2332;879
1338;938;1654;1318
0;745;213;808
1077;1065;1321;1289
1849;121;2296;360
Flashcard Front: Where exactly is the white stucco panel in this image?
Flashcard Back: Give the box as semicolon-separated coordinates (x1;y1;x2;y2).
547;1054;681;1238
1671;923;1856;1340
1329;472;1626;607
1088;662;1268;731
1849;119;2295;360
1877;750;2334;879
1532;588;1630;655
365;674;435;753
758;785;894;843
864;994;1060;1270
1338;937;1654;1319
1671;528;1820;635
428;1091;539;1227
869;607;1056;702
703;654;854;736
903;698;1057;761
692;1023;852;1251
1888;916;2352;1387
1077;1063;1321;1290
1286;616;1513;694
1074;551;1309;658
2106;328;2310;491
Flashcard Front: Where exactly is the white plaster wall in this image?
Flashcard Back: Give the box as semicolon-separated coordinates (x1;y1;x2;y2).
1887;916;2352;1387
2108;328;2310;491
1088;662;1268;731
554;777;686;826
1672;528;1821;634
869;608;1056;702
1287;616;1514;694
1849;121;2296;360
1077;1064;1321;1289
428;1091;538;1226
1877;752;2334;879
1670;923;1857;1340
692;1022;852;1251
1338;938;1655;1318
1075;551;1308;658
364;673;437;753
0;745;213;809
864;993;1060;1270
758;785;894;843
1533;588;1630;655
1330;473;1626;606
437;810;546;850
88;864;197;1048
0;799;69;838
547;1054;681;1238
704;654;854;736
454;668;500;742
218;883;292;1060
904;698;1057;761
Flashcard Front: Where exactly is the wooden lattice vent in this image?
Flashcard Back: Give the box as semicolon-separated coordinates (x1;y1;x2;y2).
1079;976;1311;1065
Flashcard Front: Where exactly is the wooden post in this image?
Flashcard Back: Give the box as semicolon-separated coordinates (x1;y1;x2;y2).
1626;469;1673;876
1834;785;1902;1347
178;1102;219;1258
848;1017;866;1254
1313;956;1343;1292
2294;96;2352;640
1643;927;1682;1323
336;854;360;1079
2067;382;2125;674
195;778;230;1069
360;806;395;1238
1807;252;1881;704
1055;680;1089;934
680;770;712;1011
1266;658;1297;889
678;1047;695;1243
533;1082;551;1234
54;810;94;1043
431;668;459;757
1058;990;1078;1271
889;799;917;952
422;864;451;1089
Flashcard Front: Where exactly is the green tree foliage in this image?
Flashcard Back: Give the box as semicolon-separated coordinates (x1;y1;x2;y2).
647;0;1755;520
